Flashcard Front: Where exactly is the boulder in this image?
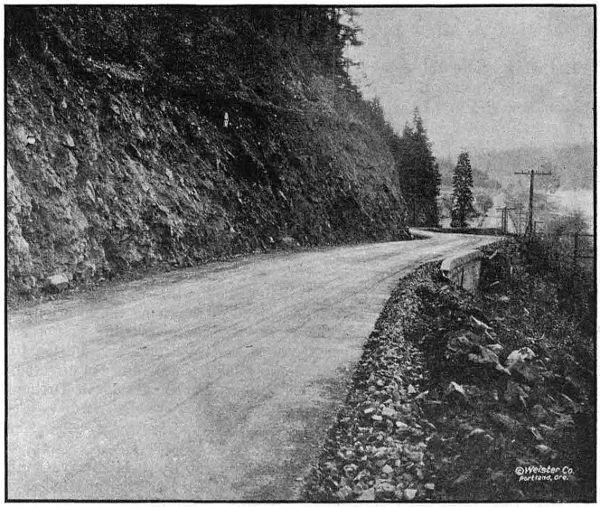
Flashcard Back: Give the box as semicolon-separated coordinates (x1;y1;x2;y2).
382;406;396;419
336;485;353;500
46;273;69;292
343;464;358;477
279;236;296;247
488;343;504;354
446;330;485;354
358;488;375;501
13;125;29;145
395;421;409;432
506;347;536;369
64;133;76;148
468;345;511;375
376;481;395;494
445;381;468;402
403;488;418;500
490;412;522;433
510;361;542;385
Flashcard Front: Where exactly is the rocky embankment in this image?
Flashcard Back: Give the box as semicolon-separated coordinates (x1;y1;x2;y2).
305;246;594;502
6;7;410;300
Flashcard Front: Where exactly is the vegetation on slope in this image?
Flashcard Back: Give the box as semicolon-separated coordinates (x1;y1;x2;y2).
305;242;595;502
7;7;418;299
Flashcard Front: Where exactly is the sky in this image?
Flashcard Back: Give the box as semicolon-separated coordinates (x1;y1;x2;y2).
346;7;594;158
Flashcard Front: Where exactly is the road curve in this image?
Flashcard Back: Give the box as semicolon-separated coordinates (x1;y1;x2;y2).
8;230;498;500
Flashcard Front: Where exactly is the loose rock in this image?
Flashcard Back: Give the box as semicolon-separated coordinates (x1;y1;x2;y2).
445;381;467;401
382;406;396;419
64;133;75;147
404;488;418;500
506;347;536;369
382;464;393;475
357;488;375;501
395;421;409;431
45;273;69;292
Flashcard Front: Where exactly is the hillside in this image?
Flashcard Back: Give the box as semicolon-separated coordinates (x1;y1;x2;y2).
439;143;593;193
438;157;502;190
470;144;593;190
6;7;411;299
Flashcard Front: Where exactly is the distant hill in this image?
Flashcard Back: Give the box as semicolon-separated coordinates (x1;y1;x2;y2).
469;144;594;190
438;157;502;190
439;143;593;192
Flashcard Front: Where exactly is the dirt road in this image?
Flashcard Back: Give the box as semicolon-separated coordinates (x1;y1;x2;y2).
8;230;498;500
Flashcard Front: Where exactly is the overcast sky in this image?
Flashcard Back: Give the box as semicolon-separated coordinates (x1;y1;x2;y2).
346;7;594;158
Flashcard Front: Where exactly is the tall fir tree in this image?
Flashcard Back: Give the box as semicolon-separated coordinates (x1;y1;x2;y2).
450;151;474;228
392;108;440;226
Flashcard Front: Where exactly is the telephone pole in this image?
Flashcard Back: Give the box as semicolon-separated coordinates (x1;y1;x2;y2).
514;169;552;236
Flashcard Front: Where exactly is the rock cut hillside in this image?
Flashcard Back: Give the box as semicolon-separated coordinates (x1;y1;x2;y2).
6;7;410;299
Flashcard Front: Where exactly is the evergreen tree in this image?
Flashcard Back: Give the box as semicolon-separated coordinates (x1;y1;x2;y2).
392;108;440;226
450;151;474;228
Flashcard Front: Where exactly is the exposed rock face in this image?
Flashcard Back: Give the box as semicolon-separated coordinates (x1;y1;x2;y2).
7;160;34;290
6;23;410;299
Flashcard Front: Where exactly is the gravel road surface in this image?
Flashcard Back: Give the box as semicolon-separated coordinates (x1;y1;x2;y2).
8;230;497;500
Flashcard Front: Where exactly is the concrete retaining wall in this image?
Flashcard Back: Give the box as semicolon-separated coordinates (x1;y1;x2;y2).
441;249;484;292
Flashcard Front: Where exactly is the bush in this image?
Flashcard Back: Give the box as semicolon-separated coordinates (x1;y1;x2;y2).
518;213;594;331
475;192;494;215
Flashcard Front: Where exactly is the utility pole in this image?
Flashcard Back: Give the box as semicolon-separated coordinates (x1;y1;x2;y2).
514;169;552;237
572;232;580;272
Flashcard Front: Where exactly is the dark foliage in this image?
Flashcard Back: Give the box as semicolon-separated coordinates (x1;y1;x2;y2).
6;6;361;102
518;214;595;333
451;152;475;228
306;246;595;502
391;109;441;226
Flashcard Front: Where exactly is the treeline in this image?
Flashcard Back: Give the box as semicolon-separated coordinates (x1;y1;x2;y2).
366;100;441;226
7;6;442;227
6;6;361;103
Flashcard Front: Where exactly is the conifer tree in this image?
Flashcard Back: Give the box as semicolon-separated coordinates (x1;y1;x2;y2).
450;151;474;228
393;108;440;226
